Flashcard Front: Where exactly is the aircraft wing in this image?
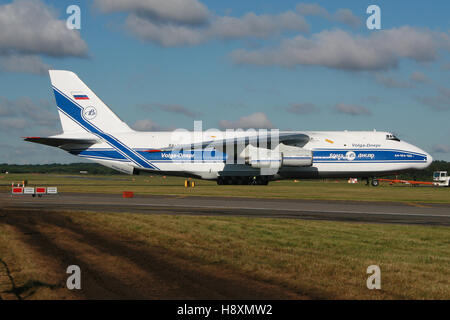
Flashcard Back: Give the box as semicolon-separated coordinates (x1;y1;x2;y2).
24;137;99;148
151;132;310;152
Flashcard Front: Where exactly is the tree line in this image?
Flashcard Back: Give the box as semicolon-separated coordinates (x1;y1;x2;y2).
1;161;449;181
0;163;119;175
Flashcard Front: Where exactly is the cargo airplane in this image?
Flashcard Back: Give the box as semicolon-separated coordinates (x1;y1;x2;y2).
25;70;432;185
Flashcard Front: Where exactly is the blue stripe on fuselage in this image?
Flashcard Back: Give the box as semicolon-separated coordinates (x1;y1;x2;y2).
312;149;426;162
68;148;426;164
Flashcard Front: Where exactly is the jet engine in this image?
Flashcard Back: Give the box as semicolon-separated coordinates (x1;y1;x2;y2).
247;148;282;169
281;148;313;167
244;144;313;169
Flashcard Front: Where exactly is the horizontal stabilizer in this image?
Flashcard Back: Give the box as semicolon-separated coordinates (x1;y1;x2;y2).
24;137;98;148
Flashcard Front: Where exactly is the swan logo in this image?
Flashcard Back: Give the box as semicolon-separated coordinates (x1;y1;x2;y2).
346;151;356;161
83;106;97;120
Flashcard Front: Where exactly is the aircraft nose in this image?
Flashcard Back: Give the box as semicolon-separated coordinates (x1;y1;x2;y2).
426;152;433;166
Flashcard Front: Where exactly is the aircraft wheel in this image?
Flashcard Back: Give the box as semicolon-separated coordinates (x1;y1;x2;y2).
238;177;246;185
217;178;223;185
371;179;379;187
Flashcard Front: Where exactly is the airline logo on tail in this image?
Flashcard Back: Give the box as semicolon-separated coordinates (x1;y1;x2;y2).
83;106;97;120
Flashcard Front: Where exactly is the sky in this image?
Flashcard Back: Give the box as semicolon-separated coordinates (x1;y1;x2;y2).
0;0;450;164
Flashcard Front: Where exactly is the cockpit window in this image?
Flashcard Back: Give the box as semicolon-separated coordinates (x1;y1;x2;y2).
386;134;400;141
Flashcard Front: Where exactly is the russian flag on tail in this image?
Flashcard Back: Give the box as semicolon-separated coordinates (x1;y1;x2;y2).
73;94;89;100
72;91;89;100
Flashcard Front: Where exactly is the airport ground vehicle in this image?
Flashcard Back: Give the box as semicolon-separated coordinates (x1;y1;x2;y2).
433;171;450;187
373;171;449;187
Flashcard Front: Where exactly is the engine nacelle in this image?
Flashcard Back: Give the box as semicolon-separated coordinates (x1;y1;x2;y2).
248;152;282;169
244;145;281;169
282;149;313;167
245;144;313;168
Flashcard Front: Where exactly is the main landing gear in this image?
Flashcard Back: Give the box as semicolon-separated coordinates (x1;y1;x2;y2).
364;177;379;186
217;176;269;185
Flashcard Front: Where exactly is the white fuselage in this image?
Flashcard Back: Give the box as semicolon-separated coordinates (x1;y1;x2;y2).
63;130;432;180
41;71;432;182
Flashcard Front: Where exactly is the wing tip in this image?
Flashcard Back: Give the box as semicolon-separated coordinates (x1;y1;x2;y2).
23;136;41;140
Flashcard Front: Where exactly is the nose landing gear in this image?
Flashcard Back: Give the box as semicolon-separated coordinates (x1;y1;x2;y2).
363;177;380;186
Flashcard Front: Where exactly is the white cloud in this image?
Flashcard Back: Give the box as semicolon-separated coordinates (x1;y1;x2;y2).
0;97;59;131
0;54;50;74
416;86;450;111
410;71;430;84
375;74;413;88
0;101;14;116
296;3;361;28
132;119;172;131
112;1;309;47
138;103;202;118
441;63;450;71
334;103;371;116
0;142;76;164
296;3;329;17
364;96;381;104
218;112;274;129
374;71;429;88
231;27;439;71
286;103;319;114
0;118;28;131
126;15;206;46
209;11;309;39
0;0;87;57
432;144;450;153
126;10;310;47
333;9;361;29
0;0;87;74
95;0;210;25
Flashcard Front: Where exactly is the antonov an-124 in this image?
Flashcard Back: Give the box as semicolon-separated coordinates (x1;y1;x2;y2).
25;70;432;186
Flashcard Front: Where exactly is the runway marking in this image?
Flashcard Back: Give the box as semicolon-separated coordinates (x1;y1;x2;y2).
129;203;450;218
8;200;450;219
405;202;432;208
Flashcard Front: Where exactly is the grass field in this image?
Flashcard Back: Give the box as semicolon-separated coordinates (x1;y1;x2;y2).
0;210;448;299
1;173;449;203
1;173;449;299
